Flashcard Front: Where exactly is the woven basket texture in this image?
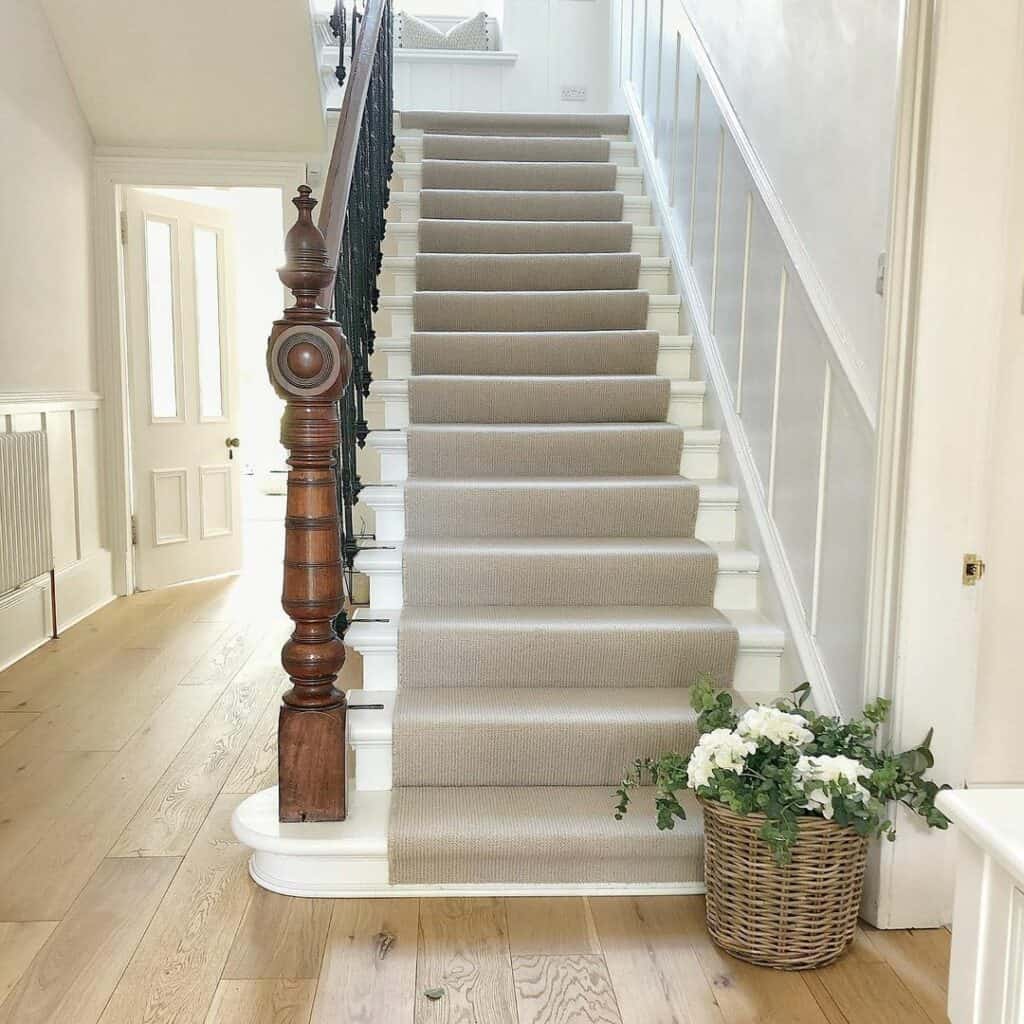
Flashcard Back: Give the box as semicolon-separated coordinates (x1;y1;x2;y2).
701;797;869;970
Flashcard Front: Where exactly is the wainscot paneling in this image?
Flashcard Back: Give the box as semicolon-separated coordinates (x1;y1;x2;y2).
771;279;828;616
738;199;784;489
712;138;749;396
613;0;881;716
0;393;115;670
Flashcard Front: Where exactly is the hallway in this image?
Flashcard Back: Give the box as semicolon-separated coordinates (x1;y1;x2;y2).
0;545;950;1021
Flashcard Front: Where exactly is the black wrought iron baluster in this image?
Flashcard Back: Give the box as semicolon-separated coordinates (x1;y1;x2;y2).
326;0;396;619
330;0;347;86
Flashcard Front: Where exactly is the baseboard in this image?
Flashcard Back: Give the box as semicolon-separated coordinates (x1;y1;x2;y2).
622;83;841;716
0;549;115;672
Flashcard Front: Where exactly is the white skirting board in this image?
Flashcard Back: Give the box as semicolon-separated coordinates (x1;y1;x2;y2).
0;549;115;672
232;786;706;899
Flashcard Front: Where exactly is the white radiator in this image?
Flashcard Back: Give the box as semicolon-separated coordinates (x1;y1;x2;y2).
0;431;53;597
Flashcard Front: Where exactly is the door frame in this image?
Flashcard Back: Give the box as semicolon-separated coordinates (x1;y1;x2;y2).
862;0;1024;926
93;154;308;595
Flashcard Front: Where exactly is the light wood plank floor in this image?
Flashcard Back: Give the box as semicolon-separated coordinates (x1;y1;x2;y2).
0;529;951;1023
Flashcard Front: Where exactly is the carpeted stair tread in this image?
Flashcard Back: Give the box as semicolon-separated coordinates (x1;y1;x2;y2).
388;786;703;885
393;687;703;787
407;374;669;424
415;253;641;292
402;536;718;606
397;605;738;689
401;110;631;136
412;289;649;332
421;159;618;192
404;476;699;538
406;422;685;477
409;330;659;375
421;134;612;162
420;190;625;222
417;219;633;253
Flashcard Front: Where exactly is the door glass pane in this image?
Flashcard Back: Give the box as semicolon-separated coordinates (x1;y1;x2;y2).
194;227;225;419
144;218;178;419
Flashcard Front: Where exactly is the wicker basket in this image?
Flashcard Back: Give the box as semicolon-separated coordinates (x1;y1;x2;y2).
701;797;869;970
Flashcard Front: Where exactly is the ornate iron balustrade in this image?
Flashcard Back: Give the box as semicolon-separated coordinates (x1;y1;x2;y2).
266;0;393;823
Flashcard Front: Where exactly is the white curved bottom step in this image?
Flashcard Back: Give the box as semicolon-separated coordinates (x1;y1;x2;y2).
232;787;705;898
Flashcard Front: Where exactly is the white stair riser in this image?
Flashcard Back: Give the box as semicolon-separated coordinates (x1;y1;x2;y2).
396;138;639;167
393;163;645;196
383;224;663;257
375;295;681;337
367;433;721;482
379;262;672;296
373;340;690;380
368;387;704;430
365;496;736;544
361;564;757;612
388;193;654;226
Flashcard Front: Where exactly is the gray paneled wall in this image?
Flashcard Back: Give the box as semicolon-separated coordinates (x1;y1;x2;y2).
613;0;879;715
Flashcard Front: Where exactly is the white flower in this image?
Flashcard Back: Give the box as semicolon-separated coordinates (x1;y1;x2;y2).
794;754;871;819
686;728;756;790
737;705;814;748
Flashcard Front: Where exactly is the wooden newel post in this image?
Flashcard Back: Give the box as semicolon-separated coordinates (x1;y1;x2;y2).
267;185;352;822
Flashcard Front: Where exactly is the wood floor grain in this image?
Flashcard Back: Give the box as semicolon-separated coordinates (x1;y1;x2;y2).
512;955;621;1024
416;898;517;1024
98;797;253;1024
0;858;179;1024
0;565;952;1024
109;628;286;858
0;922;57;1005
0;683;223;920
507;898;599;957
311;898;419;1024
205;979;316;1024
223;888;334;980
590;896;726;1024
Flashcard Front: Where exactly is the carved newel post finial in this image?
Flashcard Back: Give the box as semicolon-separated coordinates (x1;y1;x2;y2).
267;186;352;823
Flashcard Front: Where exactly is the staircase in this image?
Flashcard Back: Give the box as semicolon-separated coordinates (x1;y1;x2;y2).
328;109;788;892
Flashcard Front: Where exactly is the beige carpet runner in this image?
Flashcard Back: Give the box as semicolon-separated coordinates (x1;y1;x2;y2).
387;109;738;885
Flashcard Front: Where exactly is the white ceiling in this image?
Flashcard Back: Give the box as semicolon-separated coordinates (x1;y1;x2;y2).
40;0;326;152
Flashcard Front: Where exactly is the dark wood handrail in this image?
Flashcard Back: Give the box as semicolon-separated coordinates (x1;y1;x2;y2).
317;0;389;309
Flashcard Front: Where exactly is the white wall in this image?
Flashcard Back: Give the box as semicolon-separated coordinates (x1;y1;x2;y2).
969;7;1024;788
393;0;612;113
0;2;114;667
611;0;896;717
676;0;903;412
39;0;325;152
0;0;96;393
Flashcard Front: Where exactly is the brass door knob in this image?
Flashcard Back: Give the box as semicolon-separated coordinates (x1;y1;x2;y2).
225;437;241;460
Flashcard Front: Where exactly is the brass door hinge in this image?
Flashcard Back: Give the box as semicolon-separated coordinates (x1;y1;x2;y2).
119;210;129;246
962;553;986;586
130;514;138;546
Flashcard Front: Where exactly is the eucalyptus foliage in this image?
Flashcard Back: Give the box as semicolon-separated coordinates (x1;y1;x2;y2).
615;677;950;864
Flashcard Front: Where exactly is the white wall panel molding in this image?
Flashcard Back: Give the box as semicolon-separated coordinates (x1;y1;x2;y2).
619;77;841;716
0;393;114;672
0;391;101;414
0;392;107;569
667;4;880;428
0;550;114;672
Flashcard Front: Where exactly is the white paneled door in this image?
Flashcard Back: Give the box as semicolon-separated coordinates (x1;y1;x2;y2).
124;189;242;590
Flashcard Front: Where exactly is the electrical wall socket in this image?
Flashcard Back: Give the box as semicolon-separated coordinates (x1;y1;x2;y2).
561;85;587;102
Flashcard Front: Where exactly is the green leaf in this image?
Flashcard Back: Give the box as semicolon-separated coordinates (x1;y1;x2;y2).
790;681;812;708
